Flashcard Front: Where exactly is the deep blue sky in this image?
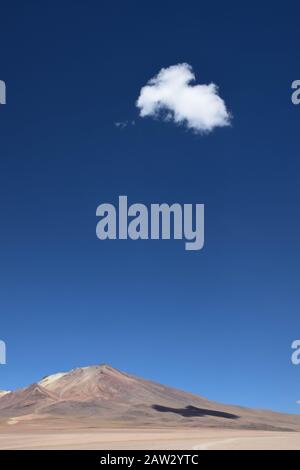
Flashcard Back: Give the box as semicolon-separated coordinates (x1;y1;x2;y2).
0;1;300;413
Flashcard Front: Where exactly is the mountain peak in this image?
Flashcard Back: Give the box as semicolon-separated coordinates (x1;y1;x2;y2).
76;363;117;372
38;363;119;387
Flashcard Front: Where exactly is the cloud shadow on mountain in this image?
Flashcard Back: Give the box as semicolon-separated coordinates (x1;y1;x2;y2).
152;404;239;420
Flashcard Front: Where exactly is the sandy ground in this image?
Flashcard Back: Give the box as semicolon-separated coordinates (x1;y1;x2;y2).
0;427;300;450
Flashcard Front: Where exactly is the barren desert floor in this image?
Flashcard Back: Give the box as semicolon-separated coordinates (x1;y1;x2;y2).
1;427;300;450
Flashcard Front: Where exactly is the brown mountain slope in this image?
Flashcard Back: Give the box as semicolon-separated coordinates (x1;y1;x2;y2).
0;364;299;431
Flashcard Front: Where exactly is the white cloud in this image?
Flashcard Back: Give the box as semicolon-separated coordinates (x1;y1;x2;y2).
136;63;231;133
114;121;128;129
114;120;135;129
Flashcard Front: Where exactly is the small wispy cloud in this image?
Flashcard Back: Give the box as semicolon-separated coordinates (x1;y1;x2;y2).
114;120;135;129
114;121;128;129
136;63;231;134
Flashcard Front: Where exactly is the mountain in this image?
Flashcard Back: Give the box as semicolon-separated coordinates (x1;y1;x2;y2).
0;364;299;431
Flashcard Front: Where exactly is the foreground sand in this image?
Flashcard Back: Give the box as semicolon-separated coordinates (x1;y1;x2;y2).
1;427;300;450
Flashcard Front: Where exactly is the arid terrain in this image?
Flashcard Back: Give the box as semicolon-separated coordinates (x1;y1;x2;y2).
0;364;300;450
1;427;300;450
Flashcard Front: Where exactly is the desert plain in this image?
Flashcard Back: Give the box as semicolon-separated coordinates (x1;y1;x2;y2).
1;426;300;450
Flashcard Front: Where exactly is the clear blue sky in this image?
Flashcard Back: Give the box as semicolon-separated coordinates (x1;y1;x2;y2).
0;1;300;413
